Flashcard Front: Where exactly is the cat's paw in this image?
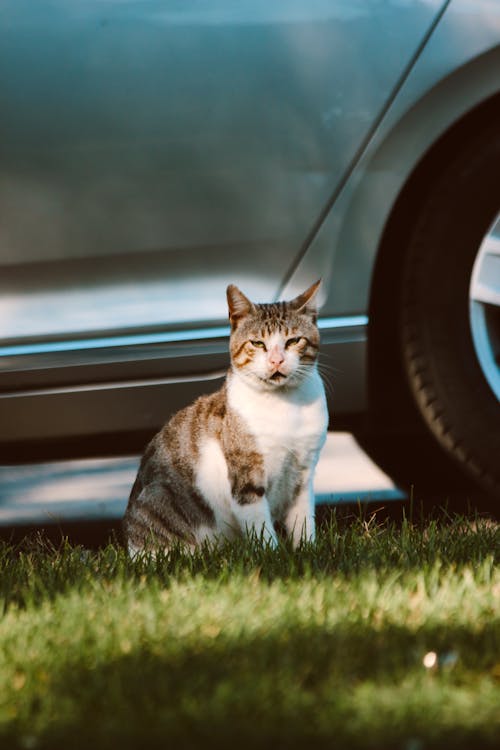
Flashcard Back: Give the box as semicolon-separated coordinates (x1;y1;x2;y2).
290;521;316;549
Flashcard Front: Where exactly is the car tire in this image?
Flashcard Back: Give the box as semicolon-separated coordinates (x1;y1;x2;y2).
359;125;500;514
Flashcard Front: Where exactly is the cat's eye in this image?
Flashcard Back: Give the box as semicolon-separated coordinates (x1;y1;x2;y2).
250;340;266;350
285;336;302;348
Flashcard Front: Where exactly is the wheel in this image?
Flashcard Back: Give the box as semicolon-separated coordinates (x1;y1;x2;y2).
358;125;500;514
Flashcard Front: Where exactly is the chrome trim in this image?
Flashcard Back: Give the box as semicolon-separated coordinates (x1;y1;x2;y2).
0;315;369;358
316;488;406;505
319;315;368;329
4;369;227;399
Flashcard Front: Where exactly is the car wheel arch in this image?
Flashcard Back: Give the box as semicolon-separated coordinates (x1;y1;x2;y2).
352;89;500;509
366;89;500;422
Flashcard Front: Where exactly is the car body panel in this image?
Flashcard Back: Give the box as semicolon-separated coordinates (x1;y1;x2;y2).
0;0;444;340
0;321;367;458
2;0;500;459
283;0;500;310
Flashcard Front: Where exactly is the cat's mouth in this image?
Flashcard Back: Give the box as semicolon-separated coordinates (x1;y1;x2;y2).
269;371;287;383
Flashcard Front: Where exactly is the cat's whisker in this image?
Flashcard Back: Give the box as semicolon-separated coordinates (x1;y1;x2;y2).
318;377;335;402
316;358;343;377
315;363;336;381
315;372;334;402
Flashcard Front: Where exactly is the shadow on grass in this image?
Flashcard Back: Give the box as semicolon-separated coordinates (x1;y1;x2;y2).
4;618;499;750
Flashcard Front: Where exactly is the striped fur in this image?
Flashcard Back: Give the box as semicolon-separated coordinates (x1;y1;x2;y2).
122;281;327;553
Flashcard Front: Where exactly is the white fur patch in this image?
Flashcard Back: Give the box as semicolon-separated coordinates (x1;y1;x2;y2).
228;368;328;465
195;437;231;504
194;436;238;539
227;366;328;519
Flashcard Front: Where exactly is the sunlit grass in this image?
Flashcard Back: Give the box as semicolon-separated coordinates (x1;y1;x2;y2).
0;512;498;749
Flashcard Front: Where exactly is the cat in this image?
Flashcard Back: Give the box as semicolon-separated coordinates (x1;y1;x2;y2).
122;280;328;553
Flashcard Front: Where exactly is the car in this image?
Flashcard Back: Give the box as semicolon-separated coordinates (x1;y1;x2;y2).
0;0;499;512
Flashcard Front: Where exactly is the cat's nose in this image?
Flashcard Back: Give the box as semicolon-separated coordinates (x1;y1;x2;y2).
269;346;285;369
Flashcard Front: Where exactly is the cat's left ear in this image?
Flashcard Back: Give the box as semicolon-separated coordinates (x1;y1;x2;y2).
290;279;322;317
227;284;255;329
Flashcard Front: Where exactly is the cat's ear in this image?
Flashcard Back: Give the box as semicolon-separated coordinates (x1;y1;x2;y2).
227;284;255;328
290;279;322;316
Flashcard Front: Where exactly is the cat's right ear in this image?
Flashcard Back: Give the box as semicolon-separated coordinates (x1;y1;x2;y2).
227;285;254;329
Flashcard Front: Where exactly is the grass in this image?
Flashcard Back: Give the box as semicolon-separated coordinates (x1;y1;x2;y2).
0;510;498;749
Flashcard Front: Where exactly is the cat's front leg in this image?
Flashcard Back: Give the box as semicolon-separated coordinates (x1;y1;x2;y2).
229;475;277;547
234;493;278;547
226;449;278;547
285;477;316;547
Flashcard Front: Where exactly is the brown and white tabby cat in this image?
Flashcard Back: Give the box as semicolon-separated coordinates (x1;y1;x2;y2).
123;281;328;553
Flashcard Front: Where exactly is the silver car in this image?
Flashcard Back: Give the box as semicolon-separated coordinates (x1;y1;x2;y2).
1;0;499;510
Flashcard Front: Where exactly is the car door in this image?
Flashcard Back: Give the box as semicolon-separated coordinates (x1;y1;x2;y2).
0;0;446;342
0;1;450;458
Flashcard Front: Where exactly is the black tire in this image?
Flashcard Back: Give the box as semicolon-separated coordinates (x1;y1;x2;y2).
358;125;500;514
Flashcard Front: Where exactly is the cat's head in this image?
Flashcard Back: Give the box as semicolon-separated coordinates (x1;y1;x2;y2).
226;281;321;389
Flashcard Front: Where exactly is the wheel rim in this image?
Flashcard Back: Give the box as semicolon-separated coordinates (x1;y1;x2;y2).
469;214;500;403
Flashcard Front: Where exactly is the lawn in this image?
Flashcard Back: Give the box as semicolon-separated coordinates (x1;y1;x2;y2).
0;510;498;749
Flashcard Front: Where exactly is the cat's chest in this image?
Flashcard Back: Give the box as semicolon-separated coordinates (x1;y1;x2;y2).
227;372;328;475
